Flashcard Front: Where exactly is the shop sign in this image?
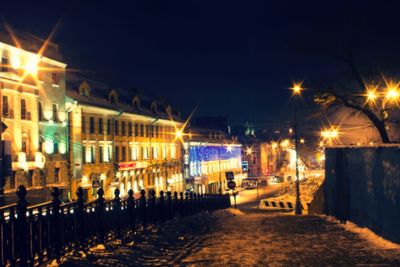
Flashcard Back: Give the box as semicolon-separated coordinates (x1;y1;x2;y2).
118;161;148;170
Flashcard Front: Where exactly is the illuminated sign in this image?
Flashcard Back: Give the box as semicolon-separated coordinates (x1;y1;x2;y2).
118;161;148;170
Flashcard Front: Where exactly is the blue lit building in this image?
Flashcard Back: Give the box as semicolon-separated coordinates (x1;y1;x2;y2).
184;128;243;193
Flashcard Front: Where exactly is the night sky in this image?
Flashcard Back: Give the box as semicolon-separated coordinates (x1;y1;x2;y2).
2;0;400;127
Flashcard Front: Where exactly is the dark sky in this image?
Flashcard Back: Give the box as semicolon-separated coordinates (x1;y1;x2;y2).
2;0;400;126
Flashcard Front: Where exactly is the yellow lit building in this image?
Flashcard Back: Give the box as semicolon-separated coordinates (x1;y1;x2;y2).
67;77;183;201
0;28;69;203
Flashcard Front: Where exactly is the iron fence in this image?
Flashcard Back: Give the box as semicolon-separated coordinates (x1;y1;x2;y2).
0;185;230;266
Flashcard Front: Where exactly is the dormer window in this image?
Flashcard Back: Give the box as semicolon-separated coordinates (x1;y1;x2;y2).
110;95;116;104
132;96;140;109
79;81;91;96
109;90;119;104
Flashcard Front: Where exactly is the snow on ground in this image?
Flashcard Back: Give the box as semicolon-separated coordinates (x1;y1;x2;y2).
59;207;400;266
180;210;400;266
322;215;400;250
277;175;324;203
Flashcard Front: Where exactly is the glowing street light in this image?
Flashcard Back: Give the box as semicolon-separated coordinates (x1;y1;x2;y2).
366;90;377;103
300;138;305;144
291;82;303;95
280;139;289;148
246;147;252;155
385;88;400;102
175;130;183;139
290;81;302;215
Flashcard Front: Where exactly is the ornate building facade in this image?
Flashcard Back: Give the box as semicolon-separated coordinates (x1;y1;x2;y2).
0;29;68;204
66;77;184;201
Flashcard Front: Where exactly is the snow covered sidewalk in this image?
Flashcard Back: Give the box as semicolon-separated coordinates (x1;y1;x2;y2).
58;208;400;266
180;209;400;266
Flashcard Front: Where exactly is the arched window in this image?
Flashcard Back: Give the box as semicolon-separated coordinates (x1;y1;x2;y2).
132;96;140;109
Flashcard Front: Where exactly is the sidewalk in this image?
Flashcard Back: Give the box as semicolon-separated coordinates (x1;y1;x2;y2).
180;210;400;266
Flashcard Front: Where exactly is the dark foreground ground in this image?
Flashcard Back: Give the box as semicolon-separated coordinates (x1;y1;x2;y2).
59;207;400;267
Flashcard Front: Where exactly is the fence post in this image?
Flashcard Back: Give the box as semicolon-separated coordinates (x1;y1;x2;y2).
96;187;106;244
140;189;146;229
184;192;189;216
173;192;178;217
159;191;165;222
193;193;198;213
179;192;184;215
113;188;121;239
50;187;62;261
76;187;85;250
149;189;156;222
166;191;172;220
15;185;29;266
127;189;135;230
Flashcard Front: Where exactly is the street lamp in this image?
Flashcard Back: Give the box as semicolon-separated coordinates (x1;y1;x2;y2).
291;82;302;215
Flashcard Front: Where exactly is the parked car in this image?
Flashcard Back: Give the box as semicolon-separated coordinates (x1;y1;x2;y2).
271;176;284;184
242;178;258;189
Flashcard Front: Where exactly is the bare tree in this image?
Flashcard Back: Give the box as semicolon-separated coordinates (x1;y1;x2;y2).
312;51;395;143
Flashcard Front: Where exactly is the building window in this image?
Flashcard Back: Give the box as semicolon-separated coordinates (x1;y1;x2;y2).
140;124;144;137
155;126;159;138
171;145;176;159
52;104;58;122
145;125;149;137
82;145;86;163
122;146;126;161
162;145;167;159
131;145;138;160
1;57;8;72
153;146;158;159
90;145;95;163
107;145;112;162
150;125;154;138
99;118;103;134
143;146;148;159
22;140;27;154
52;72;59;85
134;123;139;137
21;99;26;119
55;168;60;183
2;95;8;117
107;119;111;135
90;117;95;134
114;120;119;135
121;121;126;136
54;142;59;154
115;146;119;162
82;116;86;133
128;122;132;136
38;102;43;121
99;145;103;163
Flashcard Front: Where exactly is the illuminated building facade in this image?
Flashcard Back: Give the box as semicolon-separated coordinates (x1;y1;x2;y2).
66;77;183;201
0;29;69;203
185;128;242;193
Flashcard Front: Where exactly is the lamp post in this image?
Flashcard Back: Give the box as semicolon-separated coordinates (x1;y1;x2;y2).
291;83;302;215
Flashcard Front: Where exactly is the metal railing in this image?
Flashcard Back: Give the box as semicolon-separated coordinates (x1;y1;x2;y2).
0;186;230;266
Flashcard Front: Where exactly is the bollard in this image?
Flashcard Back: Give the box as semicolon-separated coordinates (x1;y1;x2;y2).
15;185;29;266
96;187;106;244
179;192;184;215
50;187;62;261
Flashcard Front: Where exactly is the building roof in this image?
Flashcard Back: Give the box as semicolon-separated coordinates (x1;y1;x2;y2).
0;25;63;62
66;72;181;121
